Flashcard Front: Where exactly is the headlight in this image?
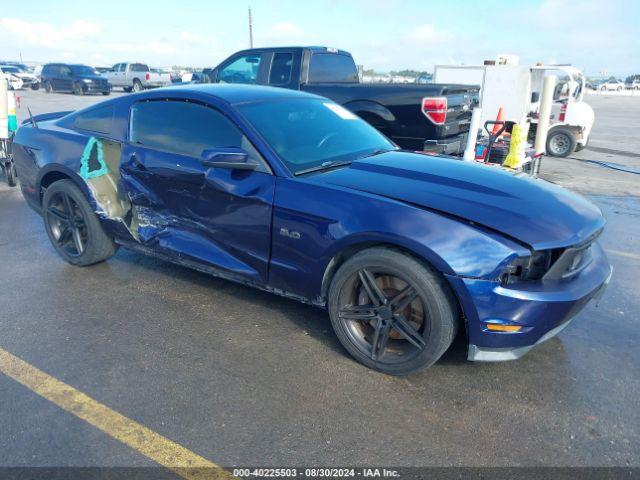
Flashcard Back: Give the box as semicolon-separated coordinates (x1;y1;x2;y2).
82;79;93;83
499;250;557;285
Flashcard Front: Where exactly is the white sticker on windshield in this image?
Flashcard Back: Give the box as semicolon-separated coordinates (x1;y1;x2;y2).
323;102;358;120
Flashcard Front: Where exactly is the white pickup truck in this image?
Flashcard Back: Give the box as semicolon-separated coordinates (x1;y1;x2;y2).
103;62;171;92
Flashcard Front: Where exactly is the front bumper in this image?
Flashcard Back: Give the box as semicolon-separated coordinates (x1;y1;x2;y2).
445;241;612;362
82;83;111;93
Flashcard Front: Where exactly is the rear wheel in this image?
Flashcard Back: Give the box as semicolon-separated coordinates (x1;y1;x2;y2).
546;127;577;157
42;180;117;266
6;162;17;187
328;248;458;375
132;79;143;92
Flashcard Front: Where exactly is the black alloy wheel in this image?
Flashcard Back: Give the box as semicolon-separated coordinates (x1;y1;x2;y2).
42;180;117;266
45;190;88;257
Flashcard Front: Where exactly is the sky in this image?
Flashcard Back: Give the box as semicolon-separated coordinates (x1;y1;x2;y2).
0;0;638;77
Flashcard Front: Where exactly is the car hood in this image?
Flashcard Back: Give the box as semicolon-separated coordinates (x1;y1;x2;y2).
310;151;604;250
77;74;107;81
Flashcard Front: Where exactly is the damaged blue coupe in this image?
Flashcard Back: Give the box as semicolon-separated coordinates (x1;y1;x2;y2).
12;85;612;374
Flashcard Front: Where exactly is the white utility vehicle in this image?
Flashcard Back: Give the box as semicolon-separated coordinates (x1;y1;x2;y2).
434;60;594;157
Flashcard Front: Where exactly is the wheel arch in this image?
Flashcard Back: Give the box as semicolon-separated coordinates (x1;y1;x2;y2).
320;238;455;300
343;100;396;132
37;165;90;206
320;239;467;341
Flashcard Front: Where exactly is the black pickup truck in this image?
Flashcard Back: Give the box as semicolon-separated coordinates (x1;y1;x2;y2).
204;46;479;154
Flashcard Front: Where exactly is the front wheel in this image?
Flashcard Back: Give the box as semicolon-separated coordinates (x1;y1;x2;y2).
72;82;84;95
328;248;458;375
546;127;577;157
42;180;117;266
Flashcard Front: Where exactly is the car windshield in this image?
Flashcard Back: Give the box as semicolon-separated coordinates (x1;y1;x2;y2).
237;98;396;175
70;65;98;75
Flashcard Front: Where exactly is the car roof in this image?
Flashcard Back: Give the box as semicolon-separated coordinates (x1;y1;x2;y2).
153;83;320;104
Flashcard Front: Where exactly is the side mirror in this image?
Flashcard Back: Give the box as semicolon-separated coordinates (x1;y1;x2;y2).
200;148;258;170
531;92;540;103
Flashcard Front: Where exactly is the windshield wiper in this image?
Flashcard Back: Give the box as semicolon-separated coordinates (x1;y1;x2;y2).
357;148;395;160
295;160;353;176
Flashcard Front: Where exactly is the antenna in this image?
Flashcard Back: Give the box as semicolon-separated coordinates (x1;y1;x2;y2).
248;6;253;48
27;107;37;128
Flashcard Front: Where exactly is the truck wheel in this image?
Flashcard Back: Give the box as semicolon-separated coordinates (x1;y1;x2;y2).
132;79;143;92
42;180;117;266
328;247;458;375
123;86;132;93
6;162;17;187
546;128;577;157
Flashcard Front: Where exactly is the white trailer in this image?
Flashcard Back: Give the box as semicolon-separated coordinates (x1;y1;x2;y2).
434;62;594;157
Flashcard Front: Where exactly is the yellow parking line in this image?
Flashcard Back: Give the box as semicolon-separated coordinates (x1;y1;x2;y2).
0;347;236;480
606;249;640;261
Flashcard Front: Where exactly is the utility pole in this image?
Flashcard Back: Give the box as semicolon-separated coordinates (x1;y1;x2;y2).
248;6;254;48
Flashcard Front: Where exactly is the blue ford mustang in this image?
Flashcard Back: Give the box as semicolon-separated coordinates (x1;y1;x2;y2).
12;85;612;374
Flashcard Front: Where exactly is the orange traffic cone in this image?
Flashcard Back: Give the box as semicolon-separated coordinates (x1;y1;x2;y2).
491;107;505;135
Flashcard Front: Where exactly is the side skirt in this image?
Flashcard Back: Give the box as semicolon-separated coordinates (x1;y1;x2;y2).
115;239;326;308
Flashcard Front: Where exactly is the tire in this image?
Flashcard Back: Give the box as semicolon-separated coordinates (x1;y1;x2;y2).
44;81;53;93
6;162;17;187
328;247;458;375
546;127;577;157
72;82;84;95
31;83;40;91
132;79;143;92
600;85;606;91
123;86;132;93
42;180;117;266
102;91;110;96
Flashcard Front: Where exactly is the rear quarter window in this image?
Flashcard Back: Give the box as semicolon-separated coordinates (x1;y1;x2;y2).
307;53;358;83
73;105;115;134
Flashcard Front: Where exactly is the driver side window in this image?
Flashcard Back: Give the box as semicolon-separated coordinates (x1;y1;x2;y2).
218;55;262;84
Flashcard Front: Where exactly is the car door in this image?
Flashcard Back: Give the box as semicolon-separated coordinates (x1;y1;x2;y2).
58;65;73;91
109;63;122;86
119;98;275;283
214;53;269;85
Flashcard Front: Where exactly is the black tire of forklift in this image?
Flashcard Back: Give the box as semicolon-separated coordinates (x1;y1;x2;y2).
546;128;577;158
6;162;17;187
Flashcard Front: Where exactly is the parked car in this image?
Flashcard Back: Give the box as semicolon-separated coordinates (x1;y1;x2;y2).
204;46;480;154
41;63;111;95
0;64;37;89
598;78;625;91
11;84;612;374
0;67;24;90
625;75;640;90
103;63;171;92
